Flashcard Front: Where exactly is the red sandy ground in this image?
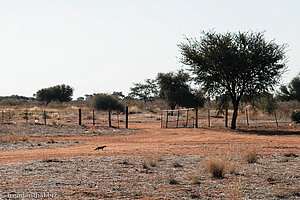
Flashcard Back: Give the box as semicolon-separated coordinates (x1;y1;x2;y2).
1;122;299;164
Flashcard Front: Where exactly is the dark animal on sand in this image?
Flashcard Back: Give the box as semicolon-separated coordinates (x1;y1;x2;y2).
95;146;107;150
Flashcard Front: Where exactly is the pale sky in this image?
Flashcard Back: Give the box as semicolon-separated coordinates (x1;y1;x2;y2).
1;0;299;99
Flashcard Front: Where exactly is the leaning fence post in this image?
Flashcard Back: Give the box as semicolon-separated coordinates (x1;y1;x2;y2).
79;109;82;126
274;109;279;128
125;106;128;129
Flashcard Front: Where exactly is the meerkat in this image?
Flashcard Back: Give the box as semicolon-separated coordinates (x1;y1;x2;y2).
94;146;106;150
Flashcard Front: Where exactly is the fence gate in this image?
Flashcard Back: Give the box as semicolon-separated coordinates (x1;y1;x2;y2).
161;108;197;128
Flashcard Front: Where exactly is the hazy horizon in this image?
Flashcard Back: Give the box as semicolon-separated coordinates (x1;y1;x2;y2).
1;0;299;99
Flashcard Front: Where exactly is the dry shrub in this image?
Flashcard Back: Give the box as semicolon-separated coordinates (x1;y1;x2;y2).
204;157;226;178
142;157;159;168
244;151;259;164
172;161;183;168
187;174;201;185
0;134;28;144
221;154;238;174
141;160;149;169
168;175;179;185
88;128;102;134
153;155;164;162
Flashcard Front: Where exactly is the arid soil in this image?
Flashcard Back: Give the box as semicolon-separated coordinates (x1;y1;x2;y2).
0;121;299;199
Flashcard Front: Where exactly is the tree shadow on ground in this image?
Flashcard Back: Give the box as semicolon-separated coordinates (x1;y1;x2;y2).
236;129;300;136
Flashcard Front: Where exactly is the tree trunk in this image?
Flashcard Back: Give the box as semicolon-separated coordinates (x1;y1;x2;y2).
108;110;112;127
231;101;239;129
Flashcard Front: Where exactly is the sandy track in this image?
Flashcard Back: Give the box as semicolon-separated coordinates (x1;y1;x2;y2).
1;122;300;164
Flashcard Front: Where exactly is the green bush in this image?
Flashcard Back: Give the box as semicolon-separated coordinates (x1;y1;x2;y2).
91;93;124;127
291;110;300;123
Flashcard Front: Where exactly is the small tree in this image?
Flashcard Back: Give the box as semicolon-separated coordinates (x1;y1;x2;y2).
179;31;287;129
278;73;300;102
157;70;205;109
91;93;124;127
35;84;73;105
128;79;159;102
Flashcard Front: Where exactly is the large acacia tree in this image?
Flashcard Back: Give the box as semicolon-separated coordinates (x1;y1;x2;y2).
35;84;73;106
179;31;287;129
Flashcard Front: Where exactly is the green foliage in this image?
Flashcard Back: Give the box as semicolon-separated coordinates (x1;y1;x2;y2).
156;70;205;109
258;93;278;115
129;79;158;101
91;93;124;112
112;91;125;100
35;84;73;105
278;74;300;102
291;110;300;123
179;30;287;129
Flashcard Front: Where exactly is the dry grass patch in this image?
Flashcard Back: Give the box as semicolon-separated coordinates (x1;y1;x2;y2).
186;174;201;185
167;175;180;185
244;151;260;164
204;157;226;178
0;134;28;144
141;157;159;168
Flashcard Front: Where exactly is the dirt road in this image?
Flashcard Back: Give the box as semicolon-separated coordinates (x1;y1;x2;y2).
1;122;299;164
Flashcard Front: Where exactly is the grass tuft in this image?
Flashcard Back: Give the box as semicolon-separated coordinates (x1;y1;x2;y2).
244;151;259;164
205;157;226;178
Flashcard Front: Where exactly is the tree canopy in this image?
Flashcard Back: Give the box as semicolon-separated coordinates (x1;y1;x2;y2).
35;84;73;105
179;30;287;129
156;70;205;110
128;79;159;101
91;93;124;112
278;73;300;102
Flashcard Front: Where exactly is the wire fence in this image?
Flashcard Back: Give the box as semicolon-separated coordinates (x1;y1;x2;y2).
0;107;295;129
0;108;128;128
161;108;293;129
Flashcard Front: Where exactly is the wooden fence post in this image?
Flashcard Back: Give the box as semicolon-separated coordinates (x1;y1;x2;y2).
274;110;279;128
125;106;128;129
43;110;47;125
1;110;3;124
246;109;249;127
186;109;189;127
160;112;163;128
79;109;82;126
176;110;180;128
166;111;169;128
24;110;29;123
195;108;198;128
225;108;228;128
92;110;95;126
117;113;120;129
208;109;211;127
